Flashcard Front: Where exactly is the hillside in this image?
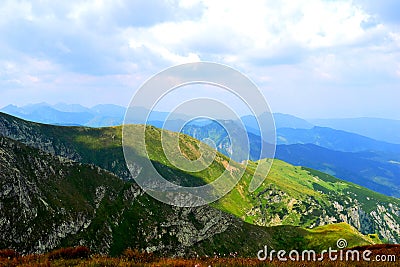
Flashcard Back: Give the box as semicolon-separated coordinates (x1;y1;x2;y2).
0;112;399;246
0;133;378;256
217;158;400;243
275;144;400;197
0;135;326;256
179;120;400;197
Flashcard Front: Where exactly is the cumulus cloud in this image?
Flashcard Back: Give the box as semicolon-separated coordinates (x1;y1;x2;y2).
0;0;399;118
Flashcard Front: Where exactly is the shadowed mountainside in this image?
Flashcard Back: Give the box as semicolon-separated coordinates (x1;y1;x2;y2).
0;112;399;249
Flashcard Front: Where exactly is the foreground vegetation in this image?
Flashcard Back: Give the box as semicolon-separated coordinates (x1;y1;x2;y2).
1;244;399;267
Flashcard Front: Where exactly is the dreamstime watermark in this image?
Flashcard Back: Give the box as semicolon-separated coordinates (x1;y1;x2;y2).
257;238;397;262
122;62;276;207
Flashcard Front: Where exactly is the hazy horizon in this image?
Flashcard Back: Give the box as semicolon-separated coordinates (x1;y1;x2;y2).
2;101;400;121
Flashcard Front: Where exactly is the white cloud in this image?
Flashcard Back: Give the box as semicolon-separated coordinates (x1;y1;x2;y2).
0;0;399;118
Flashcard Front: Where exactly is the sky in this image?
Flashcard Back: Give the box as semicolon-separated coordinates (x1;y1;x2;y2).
0;0;399;119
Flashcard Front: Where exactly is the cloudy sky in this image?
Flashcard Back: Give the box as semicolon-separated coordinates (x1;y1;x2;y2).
0;0;399;119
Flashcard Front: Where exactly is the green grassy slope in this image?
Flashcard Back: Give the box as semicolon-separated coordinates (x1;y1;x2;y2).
0;113;398;245
0;135;376;257
0;135;294;256
216;159;400;227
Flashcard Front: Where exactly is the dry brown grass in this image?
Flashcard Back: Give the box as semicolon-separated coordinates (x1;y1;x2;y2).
0;245;398;266
47;246;90;260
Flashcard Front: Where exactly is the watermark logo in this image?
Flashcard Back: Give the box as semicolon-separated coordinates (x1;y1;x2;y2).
122;62;276;207
257;238;397;263
336;238;347;249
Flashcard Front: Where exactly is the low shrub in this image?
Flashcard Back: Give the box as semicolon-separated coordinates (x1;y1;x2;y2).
47;246;90;260
0;249;19;259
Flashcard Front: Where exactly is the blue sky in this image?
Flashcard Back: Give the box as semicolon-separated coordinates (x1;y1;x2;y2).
0;0;399;119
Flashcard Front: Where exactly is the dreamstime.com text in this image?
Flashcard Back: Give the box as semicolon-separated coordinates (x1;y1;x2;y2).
257;239;398;263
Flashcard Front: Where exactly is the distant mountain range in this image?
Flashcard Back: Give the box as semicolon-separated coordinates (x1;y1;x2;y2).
1;103;126;127
1;112;398;256
2;103;400;144
1;103;310;130
277;126;400;154
310;117;400;144
240;112;313;135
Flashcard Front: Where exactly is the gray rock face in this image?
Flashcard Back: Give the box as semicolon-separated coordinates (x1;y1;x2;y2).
0;136;265;256
0;114;82;161
250;184;400;243
0;115;247;255
0;137;87;254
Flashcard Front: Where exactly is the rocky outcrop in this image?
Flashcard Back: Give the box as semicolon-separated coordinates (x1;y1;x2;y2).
0;136;270;256
0;113;81;161
251;184;400;243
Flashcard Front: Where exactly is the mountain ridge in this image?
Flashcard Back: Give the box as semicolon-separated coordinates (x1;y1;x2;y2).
0;125;380;256
277;126;400;154
310;117;400;144
1;112;399;246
